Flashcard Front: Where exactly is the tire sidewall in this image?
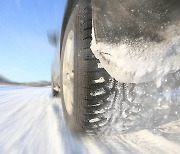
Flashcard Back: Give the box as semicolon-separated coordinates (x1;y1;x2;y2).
60;5;82;133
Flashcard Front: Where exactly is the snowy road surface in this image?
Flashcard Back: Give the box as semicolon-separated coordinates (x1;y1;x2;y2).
0;85;180;154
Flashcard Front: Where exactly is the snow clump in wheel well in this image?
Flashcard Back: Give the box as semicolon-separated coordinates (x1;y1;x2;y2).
91;24;180;87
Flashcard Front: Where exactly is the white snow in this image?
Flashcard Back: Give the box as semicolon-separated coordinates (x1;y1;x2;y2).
90;88;106;96
0;85;180;154
0;86;101;154
94;77;105;83
91;24;180;87
121;129;180;154
89;118;100;123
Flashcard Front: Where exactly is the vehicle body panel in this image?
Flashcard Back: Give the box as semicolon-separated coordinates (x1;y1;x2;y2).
92;0;180;44
51;49;60;90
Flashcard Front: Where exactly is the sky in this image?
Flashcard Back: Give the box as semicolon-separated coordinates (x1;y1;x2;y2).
0;0;66;82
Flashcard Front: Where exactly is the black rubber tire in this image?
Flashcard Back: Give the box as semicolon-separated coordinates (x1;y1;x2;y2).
60;0;120;135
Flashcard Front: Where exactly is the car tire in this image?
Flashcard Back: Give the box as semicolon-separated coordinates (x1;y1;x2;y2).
60;0;121;135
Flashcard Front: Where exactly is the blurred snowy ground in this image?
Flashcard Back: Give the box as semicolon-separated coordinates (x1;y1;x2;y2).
0;85;180;154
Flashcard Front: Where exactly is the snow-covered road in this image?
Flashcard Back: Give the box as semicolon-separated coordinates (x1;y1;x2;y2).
0;85;180;154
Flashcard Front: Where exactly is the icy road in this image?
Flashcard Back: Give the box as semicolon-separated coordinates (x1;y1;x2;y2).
0;85;180;154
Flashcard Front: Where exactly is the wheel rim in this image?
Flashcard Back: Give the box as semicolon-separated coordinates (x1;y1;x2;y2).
62;30;74;115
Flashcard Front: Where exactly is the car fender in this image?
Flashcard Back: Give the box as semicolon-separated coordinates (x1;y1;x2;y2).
92;0;180;44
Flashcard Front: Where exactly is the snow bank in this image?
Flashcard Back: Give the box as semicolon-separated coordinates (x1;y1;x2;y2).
91;24;180;87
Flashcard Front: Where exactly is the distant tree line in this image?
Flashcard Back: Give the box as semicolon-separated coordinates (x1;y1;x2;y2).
0;75;51;87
